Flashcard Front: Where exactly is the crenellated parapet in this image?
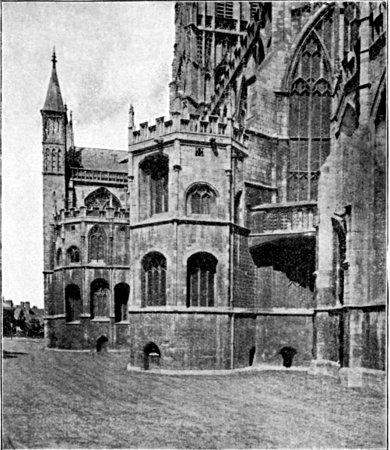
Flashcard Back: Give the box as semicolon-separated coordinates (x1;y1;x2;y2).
129;112;233;145
54;206;129;224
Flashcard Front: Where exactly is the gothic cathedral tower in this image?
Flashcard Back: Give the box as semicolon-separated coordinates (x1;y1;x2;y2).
41;51;67;317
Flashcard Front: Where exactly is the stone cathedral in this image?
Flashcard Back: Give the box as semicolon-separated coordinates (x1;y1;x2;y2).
42;2;386;387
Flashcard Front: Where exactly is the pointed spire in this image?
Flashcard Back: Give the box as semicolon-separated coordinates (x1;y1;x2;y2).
129;104;134;129
43;49;64;112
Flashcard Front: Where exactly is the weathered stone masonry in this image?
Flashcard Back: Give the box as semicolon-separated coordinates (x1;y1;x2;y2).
42;2;386;386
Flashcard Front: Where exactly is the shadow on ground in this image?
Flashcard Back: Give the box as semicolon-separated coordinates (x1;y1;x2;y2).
3;351;27;359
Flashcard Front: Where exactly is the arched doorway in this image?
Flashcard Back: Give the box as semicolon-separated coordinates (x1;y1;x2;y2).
143;342;161;370
96;335;109;353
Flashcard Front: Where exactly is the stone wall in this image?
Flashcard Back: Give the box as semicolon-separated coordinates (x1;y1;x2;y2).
255;315;313;366
128;313;231;370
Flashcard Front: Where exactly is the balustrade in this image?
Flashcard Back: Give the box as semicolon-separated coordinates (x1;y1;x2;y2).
71;168;127;186
250;202;318;235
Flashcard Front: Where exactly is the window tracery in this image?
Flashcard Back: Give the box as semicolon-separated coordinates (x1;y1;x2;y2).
187;252;217;307
67;246;80;264
288;34;331;202
85;187;121;210
139;154;169;219
186;184;217;215
88;225;106;262
141;252;167;307
90;279;110;318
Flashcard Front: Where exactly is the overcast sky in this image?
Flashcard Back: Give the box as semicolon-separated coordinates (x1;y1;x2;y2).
3;2;175;307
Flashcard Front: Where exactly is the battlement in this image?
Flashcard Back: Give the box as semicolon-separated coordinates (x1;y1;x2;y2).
129;112;232;145
54;206;129;223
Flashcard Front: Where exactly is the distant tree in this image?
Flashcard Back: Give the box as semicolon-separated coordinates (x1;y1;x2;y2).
3;310;16;337
25;317;44;338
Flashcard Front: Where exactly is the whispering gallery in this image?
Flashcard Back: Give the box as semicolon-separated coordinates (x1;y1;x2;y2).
42;2;386;387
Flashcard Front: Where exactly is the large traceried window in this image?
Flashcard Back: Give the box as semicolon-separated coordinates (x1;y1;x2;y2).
85;187;121;210
186;183;217;215
139;154;169;220
288;34;331;202
187;252;217;307
88;225;106;262
90;279;110;318
141;252;167;307
65;284;82;322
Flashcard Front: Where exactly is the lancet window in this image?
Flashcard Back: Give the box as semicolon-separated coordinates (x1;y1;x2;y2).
88;225;106;262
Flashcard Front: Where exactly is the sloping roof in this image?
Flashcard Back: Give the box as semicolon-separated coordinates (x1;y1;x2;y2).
74;147;128;172
43;65;64;112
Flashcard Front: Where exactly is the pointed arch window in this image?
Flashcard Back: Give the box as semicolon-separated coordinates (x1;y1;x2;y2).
187;252;217;307
141;252;166;307
85;187;121;210
88;225;106;262
139;154;169;220
186;183;217;215
288;34;331;201
67;246;80;264
90;279;110;318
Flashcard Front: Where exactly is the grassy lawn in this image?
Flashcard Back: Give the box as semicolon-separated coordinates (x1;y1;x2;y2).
2;338;386;449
